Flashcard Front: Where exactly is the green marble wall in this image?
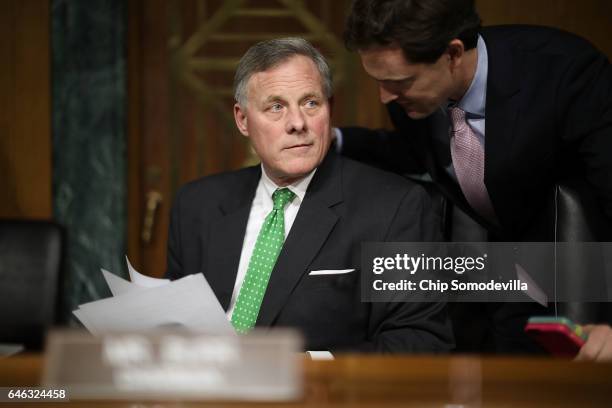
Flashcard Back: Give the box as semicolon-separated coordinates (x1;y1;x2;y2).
52;0;127;321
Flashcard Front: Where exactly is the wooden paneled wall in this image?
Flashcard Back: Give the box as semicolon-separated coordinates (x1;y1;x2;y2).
1;0;610;230
127;0;612;276
477;0;612;59
0;0;51;219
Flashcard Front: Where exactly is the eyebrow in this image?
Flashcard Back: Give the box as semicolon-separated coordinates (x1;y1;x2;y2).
262;92;323;104
299;92;322;102
263;95;285;104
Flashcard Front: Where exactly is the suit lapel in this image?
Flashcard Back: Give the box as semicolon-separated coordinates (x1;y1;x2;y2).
206;166;260;311
481;30;522;230
256;152;342;327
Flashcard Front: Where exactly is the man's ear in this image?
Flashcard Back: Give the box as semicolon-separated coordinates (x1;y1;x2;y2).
234;103;249;137
447;38;465;69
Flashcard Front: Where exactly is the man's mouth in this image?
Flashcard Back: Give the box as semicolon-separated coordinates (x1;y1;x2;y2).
285;143;313;150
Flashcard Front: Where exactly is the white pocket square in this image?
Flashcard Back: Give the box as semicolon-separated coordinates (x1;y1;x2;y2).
308;269;355;276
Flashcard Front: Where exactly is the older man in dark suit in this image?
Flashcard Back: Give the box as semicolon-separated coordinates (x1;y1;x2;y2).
165;38;453;353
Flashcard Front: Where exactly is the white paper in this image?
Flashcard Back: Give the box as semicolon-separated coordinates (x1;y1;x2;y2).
126;256;169;288
73;274;234;336
101;269;144;296
73;308;96;333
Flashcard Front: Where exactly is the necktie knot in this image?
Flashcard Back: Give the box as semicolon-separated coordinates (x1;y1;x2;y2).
272;188;295;210
449;106;467;132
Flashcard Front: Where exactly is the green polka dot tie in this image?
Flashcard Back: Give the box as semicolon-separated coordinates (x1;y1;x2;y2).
231;188;296;334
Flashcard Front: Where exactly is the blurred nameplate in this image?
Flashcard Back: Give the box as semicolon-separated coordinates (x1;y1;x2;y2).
42;329;303;401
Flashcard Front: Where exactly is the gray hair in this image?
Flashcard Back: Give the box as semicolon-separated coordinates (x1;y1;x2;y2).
233;37;333;108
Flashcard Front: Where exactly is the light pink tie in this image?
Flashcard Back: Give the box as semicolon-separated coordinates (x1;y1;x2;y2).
449;107;497;223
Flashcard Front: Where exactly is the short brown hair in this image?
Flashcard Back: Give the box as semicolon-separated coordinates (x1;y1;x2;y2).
344;0;481;63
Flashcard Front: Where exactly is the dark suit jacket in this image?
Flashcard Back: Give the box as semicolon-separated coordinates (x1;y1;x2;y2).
342;25;612;239
342;25;612;353
165;151;454;353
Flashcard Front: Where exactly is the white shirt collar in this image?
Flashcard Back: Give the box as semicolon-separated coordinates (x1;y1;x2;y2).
260;165;316;204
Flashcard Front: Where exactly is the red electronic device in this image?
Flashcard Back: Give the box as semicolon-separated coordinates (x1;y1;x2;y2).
524;317;587;357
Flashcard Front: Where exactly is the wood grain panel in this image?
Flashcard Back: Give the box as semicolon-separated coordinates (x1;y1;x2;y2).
3;354;612;406
477;0;612;59
0;0;51;219
138;0;173;276
127;0;144;268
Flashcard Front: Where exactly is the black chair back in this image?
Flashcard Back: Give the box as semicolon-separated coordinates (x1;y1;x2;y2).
0;220;64;350
552;179;611;324
418;176;611;351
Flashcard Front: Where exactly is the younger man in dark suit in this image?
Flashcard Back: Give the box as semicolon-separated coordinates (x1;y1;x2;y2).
340;0;612;358
165;38;453;353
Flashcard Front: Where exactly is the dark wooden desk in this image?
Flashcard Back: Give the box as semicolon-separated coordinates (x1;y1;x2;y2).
2;354;611;407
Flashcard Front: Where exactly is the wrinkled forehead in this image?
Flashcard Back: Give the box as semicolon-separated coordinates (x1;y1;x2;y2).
246;55;325;99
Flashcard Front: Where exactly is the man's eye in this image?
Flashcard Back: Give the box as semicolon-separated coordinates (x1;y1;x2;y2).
269;103;283;112
305;100;319;108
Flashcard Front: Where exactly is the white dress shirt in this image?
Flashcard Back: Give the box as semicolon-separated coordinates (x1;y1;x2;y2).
226;166;316;319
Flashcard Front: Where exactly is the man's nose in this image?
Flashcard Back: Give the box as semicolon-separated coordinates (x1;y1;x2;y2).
379;84;398;104
285;107;307;134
